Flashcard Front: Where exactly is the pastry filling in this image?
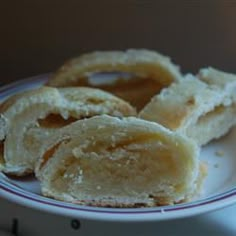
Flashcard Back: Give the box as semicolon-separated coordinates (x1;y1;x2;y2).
186;104;236;144
72;74;163;110
46;136;188;203
39;139;71;170
196;105;225;124
38;114;78;129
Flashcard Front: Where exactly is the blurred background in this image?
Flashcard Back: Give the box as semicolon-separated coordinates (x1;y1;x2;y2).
1;0;236;85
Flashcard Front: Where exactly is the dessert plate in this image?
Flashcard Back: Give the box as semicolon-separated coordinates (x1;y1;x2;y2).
0;74;236;222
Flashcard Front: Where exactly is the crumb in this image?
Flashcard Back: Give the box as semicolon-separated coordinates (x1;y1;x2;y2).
215;150;224;157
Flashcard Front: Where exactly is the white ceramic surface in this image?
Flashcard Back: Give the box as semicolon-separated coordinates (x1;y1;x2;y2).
0;75;236;222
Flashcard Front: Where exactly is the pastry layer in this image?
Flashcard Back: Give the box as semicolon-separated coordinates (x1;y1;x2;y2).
36;115;200;207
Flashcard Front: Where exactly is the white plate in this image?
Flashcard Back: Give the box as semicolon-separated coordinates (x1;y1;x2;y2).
1;74;236;222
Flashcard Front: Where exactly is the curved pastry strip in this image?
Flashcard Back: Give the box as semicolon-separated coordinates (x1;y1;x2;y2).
139;67;236;146
0;87;136;176
36;115;200;207
46;49;182;110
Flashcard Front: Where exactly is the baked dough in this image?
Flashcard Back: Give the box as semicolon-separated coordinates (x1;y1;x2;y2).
46;49;182;110
139;67;236;146
36;115;201;207
0;87;136;176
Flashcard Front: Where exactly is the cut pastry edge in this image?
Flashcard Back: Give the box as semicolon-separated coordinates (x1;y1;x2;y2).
139;68;236;146
0;86;62;175
0;87;136;176
46;49;182;110
36;115;201;207
183;162;208;203
39;161;205;208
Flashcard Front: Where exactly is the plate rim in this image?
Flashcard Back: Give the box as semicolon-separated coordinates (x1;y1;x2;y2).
0;74;236;222
1;176;236;222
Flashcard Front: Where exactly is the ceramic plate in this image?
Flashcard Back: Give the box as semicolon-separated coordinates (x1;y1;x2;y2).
0;74;236;222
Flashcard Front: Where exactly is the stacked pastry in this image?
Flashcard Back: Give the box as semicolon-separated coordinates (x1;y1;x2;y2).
1;49;235;207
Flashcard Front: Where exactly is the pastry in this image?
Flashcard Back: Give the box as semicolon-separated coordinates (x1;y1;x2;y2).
0;87;136;176
46;49;182;110
36;115;201;207
139;67;236;146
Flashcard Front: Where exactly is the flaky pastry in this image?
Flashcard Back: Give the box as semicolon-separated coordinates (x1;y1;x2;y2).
36;115;201;207
46;49;182;110
139;67;236;146
0;87;136;176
